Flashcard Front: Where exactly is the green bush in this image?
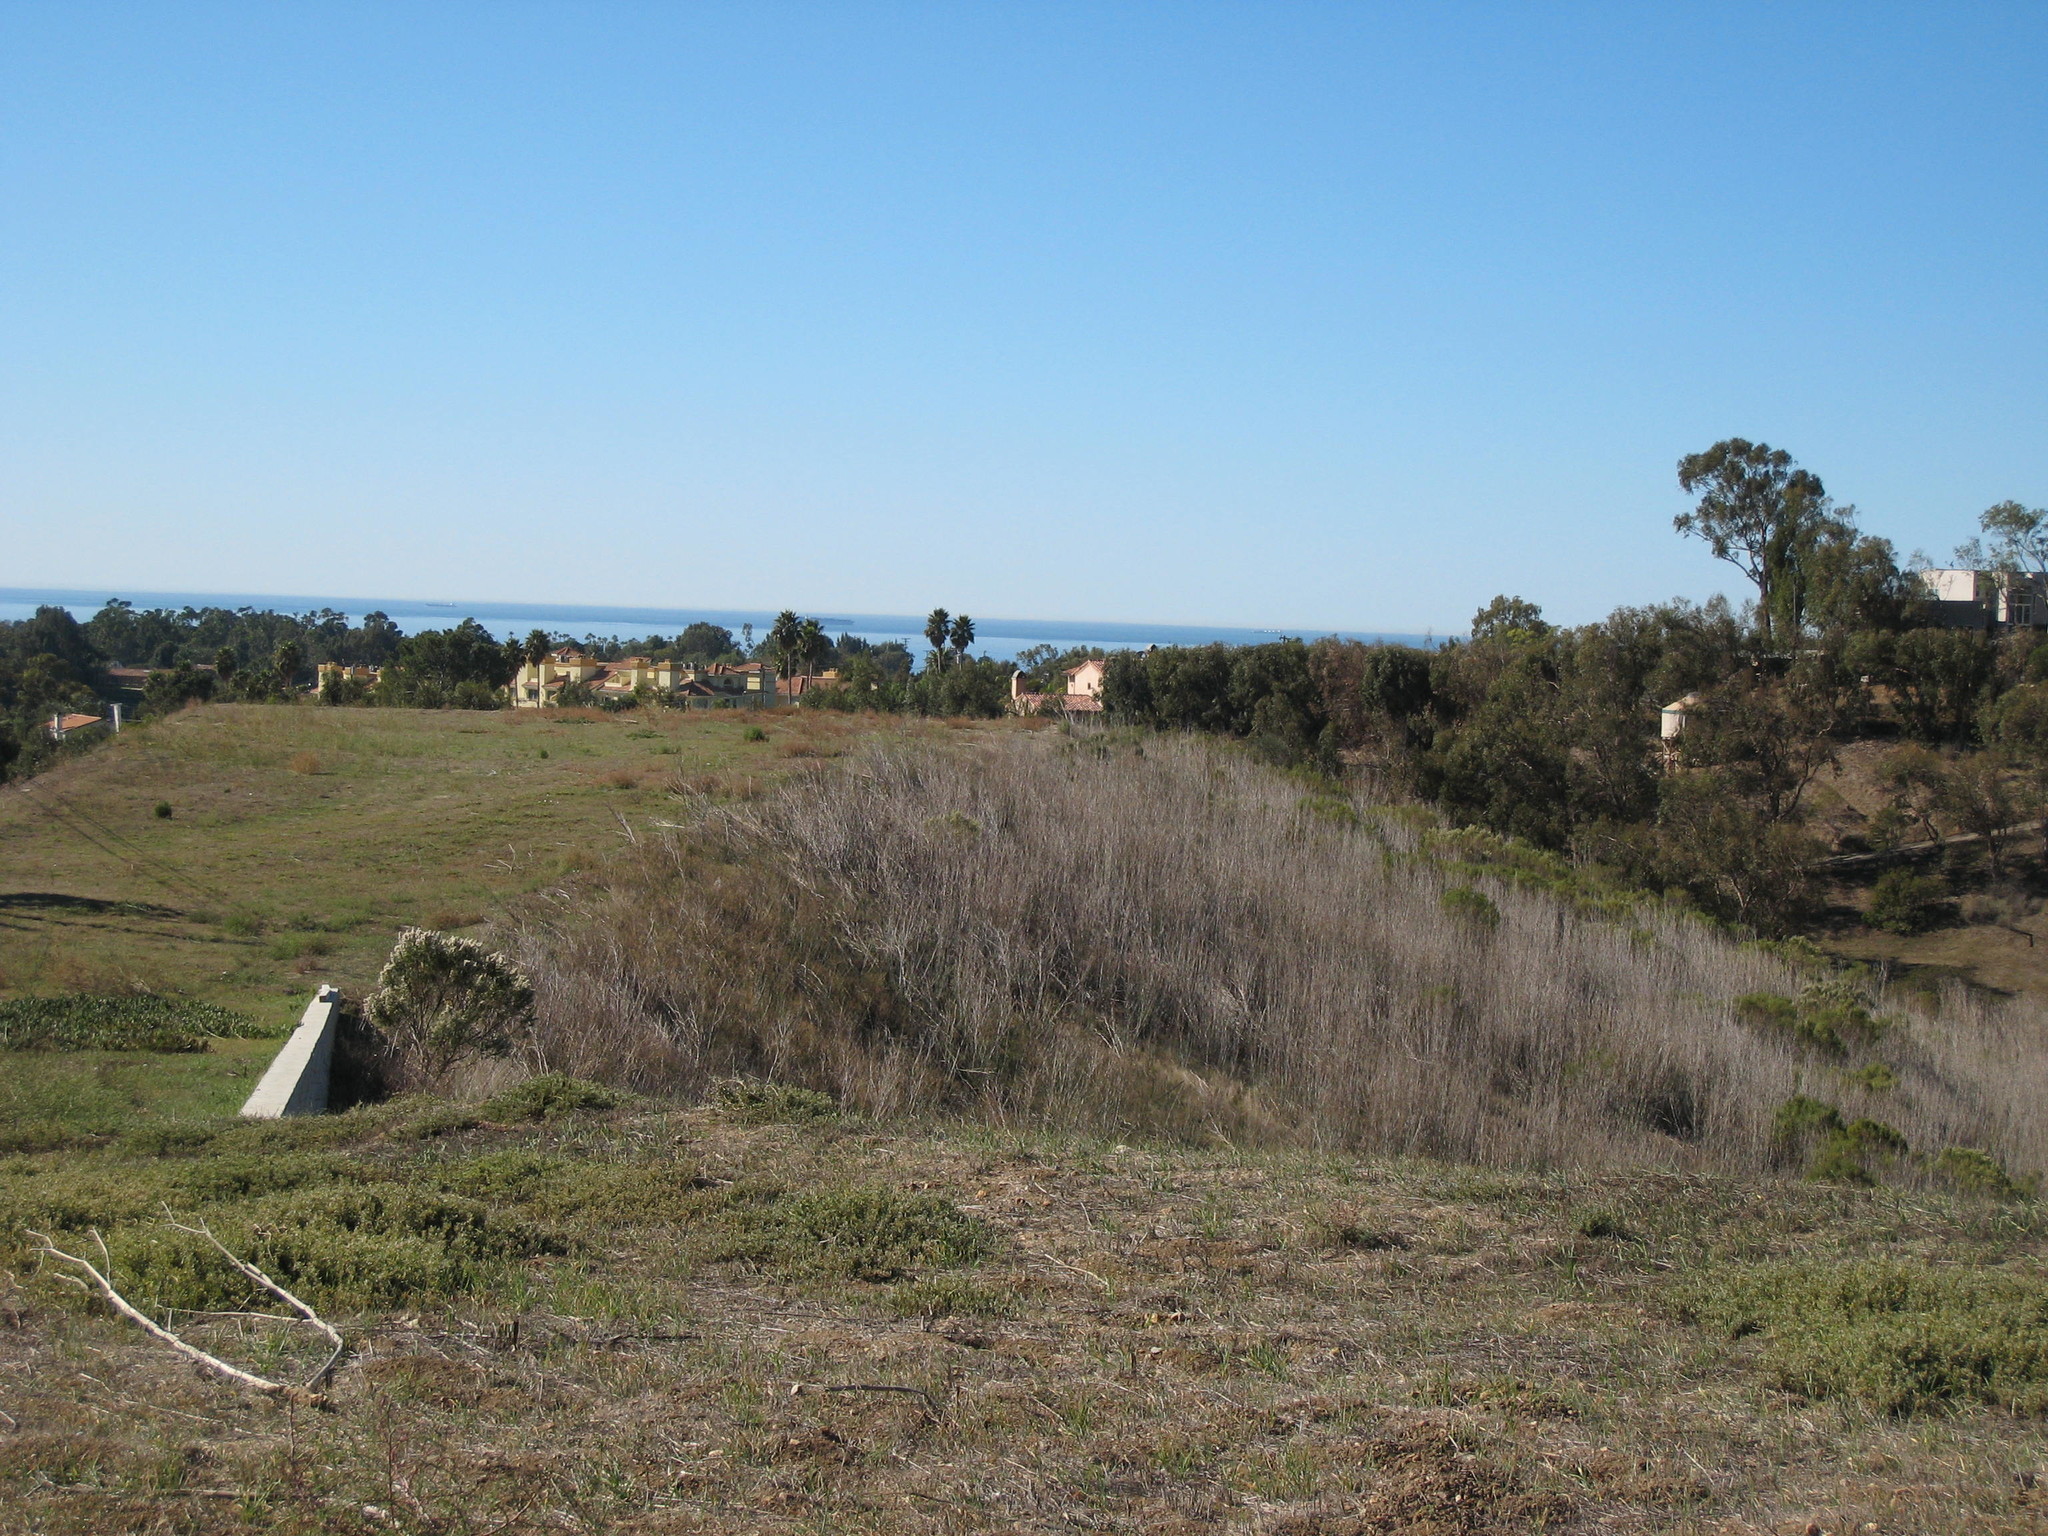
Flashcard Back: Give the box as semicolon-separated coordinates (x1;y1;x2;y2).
1735;992;1800;1036
1677;1260;2048;1414
1438;884;1500;930
1736;979;1884;1056
103;1186;568;1311
1770;1096;1907;1183
1935;1147;2035;1200
363;927;535;1080
1808;1117;1908;1184
0;995;263;1053
481;1073;622;1121
1866;868;1947;935
1575;1210;1637;1241
711;1077;839;1124
709;1185;995;1282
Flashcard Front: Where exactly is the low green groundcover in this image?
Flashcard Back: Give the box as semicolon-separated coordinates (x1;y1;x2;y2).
0;994;265;1053
1679;1259;2048;1414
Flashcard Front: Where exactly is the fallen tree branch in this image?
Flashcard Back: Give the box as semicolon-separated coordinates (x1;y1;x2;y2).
29;1228;333;1409
165;1213;348;1388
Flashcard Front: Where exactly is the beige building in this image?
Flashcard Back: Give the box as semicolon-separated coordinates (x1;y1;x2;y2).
1919;569;2048;630
512;650;777;708
1011;656;1108;715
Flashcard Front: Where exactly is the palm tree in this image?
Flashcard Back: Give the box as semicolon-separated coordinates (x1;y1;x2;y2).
924;608;951;671
948;613;975;666
797;617;826;689
522;629;551;668
769;610;802;684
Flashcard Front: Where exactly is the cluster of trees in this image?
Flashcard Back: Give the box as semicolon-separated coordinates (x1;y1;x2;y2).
84;601;403;673
0;592;1033;780
1101;442;2048;936
535;622;749;668
0;607;108;779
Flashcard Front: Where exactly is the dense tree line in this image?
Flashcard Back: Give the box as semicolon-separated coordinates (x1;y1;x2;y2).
1099;443;2048;936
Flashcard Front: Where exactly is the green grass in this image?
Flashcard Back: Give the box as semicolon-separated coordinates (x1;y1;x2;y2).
0;702;837;1019
0;1037;276;1151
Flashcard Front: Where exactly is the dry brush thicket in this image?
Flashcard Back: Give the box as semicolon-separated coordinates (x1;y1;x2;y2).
510;731;2046;1177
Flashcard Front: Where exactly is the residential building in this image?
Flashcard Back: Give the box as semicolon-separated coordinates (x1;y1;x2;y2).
46;711;107;741
1918;569;2048;631
1011;657;1108;715
511;650;778;708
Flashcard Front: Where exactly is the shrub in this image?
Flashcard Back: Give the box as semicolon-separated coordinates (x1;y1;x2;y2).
1677;1260;2048;1414
1866;868;1947;935
710;1185;995;1282
1770;1093;1842;1151
482;1073;622;1121
363;928;535;1083
743;725;768;742
1769;1095;1906;1181
153;801;173;819
1738;980;1883;1056
1935;1147;2034;1199
1807;1117;1908;1184
1735;992;1800;1036
101;1187;569;1311
1794;976;1886;1053
288;751;321;775
1575;1210;1636;1241
712;1078;839;1124
1438;885;1500;930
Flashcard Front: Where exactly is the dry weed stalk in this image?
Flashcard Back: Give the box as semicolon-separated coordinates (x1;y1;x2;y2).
29;1219;343;1408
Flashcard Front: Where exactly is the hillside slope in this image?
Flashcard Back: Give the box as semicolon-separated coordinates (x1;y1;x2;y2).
514;729;2048;1183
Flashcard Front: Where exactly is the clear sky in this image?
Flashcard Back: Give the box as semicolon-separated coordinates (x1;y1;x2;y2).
2;3;2042;633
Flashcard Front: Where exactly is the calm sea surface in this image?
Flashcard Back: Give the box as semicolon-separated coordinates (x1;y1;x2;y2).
0;587;1435;662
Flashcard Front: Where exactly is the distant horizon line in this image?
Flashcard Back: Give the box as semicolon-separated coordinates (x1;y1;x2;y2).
0;584;1442;648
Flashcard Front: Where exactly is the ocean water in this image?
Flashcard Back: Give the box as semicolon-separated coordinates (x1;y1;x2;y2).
0;587;1435;663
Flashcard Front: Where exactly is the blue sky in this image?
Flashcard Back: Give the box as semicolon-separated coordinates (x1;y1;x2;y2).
2;3;2042;633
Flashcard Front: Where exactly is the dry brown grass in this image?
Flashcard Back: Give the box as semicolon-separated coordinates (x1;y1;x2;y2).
510;730;2047;1180
5;1099;2047;1534
286;750;321;775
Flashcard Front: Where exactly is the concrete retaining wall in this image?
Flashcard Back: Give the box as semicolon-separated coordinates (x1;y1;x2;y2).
241;985;340;1118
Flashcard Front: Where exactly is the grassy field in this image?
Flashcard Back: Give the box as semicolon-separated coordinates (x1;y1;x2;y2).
0;700;968;1027
0;699;987;1146
3;1087;2046;1534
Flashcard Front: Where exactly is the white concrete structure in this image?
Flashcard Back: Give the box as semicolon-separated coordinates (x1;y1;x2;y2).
241;986;341;1118
1660;694;1703;741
